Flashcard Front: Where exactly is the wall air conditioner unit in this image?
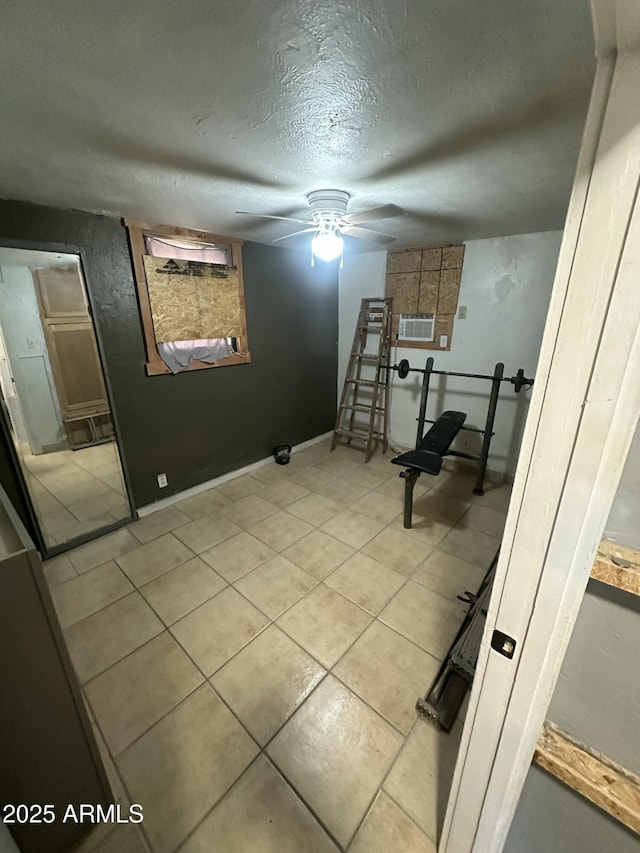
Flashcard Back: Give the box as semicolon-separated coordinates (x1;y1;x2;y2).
398;313;435;342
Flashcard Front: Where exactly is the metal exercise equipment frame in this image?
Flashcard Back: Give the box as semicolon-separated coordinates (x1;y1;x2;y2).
386;357;533;524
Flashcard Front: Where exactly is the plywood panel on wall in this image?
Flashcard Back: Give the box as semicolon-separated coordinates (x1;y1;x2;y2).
385;242;464;351
386;271;420;314
143;256;242;342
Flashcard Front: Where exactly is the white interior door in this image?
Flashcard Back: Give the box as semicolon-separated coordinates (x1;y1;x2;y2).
441;5;640;850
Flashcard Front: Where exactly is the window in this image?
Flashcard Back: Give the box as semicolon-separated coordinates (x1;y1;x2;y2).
125;220;251;375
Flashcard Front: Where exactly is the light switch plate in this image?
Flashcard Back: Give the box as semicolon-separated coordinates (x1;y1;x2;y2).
440;335;448;348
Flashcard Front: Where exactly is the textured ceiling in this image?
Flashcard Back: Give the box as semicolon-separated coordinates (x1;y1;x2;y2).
0;1;595;251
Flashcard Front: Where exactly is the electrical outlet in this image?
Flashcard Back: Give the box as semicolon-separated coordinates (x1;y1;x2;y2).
440;334;448;348
157;473;168;488
458;305;467;319
462;437;471;451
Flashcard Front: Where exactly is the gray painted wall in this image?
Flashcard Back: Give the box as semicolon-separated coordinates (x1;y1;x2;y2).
505;765;639;853
549;580;640;775
337;232;561;475
604;421;640;549
0;199;339;517
508;422;640;852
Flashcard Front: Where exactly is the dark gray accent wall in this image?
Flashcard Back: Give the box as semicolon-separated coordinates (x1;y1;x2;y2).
0;199;339;513
505;766;639;853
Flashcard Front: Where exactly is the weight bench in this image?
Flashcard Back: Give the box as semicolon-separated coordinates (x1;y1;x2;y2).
392;410;467;528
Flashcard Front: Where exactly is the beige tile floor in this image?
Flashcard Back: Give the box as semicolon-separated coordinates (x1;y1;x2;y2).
17;441;129;545
43;439;510;853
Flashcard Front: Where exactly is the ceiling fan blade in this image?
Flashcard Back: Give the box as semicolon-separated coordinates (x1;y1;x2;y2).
342;224;397;244
236;211;314;225
343;204;405;226
272;227;317;243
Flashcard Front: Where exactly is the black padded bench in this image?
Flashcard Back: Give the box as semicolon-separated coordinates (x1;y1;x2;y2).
392;410;466;528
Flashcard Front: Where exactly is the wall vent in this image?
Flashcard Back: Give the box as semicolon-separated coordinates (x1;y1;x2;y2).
398;313;435;342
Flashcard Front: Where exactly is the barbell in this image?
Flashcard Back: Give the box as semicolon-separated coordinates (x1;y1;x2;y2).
386;359;533;393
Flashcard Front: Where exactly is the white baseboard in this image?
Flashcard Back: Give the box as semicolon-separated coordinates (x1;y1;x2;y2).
136;430;334;518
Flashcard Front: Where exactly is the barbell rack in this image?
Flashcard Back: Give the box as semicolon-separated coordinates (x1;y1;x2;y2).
387;356;533;496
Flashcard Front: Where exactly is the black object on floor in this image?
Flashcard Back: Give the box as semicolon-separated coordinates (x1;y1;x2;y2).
273;444;291;465
416;548;499;731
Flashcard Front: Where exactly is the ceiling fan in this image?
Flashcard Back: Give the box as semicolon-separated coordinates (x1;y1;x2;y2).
237;189;405;265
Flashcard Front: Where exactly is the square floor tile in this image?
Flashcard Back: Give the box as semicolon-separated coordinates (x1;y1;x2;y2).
67;528;140;573
180;756;338;853
173;514;242;554
252;479;310;508
472;482;512;511
344;465;391;489
457;503;507;538
171;587;269;676
56;477;114;508
412;549;485;602
289;467;336;490
438;523;500;568
282;530;354;580
350;791;436;853
116;533;194;586
374;474;429;503
431;469;478;498
42;553;76;587
212;625;325;746
315;477;371;507
350;490;403;525
363;527;433;575
379;581;466;659
139;557;226;625
117;684;258;852
86;632;203;755
320;510;386;549
234;555;317;619
65;592;163;683
249;463;297;485
52;561;133;629
68;489;125;522
129;506;192;544
277;585;372;668
223;494;280;529
334;621;439;734
248;511;314;551
412;490;470;525
200;532;275;583
267;675;403;848
390;513;455;549
286;493;341;526
215;474;265;501
175;489;232;520
384;720;463;841
325;553;406;615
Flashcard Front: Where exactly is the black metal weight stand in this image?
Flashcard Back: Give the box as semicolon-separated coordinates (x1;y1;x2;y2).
387;357;533;497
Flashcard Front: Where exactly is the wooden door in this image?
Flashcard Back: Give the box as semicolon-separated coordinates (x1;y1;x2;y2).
34;266;111;446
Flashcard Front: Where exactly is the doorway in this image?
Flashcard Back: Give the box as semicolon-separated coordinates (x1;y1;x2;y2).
0;246;132;554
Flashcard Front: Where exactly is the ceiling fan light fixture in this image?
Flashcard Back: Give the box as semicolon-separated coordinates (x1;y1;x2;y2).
311;226;343;263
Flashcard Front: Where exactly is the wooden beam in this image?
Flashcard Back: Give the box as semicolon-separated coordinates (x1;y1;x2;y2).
591;538;640;597
534;721;640;835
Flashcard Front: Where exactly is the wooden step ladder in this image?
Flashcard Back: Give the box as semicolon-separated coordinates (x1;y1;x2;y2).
331;297;393;462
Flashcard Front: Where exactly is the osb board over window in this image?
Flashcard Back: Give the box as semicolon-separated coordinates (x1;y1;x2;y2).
143;257;242;342
125;220;250;376
385;243;464;350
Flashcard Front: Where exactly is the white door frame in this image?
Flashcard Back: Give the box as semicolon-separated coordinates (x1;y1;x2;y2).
442;4;640;851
